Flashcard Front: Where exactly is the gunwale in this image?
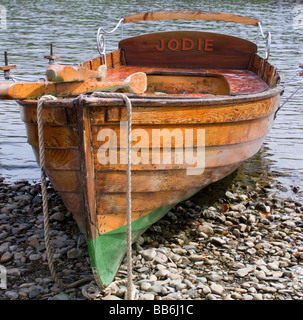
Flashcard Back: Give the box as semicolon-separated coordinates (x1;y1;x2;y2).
19;85;282;108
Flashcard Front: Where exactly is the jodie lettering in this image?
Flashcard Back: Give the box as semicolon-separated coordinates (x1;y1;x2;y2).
155;38;214;52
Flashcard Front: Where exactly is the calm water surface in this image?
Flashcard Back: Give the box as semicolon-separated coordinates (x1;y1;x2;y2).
0;0;302;198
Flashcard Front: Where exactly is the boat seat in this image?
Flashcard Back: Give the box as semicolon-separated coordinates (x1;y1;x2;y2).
106;66;268;95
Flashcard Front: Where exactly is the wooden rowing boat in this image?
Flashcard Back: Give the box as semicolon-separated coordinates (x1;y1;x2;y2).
0;10;283;288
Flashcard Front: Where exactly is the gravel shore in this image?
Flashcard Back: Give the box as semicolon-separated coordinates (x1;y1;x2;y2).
0;171;302;300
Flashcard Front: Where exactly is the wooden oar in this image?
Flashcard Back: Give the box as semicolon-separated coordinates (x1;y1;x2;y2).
0;72;147;99
46;64;107;82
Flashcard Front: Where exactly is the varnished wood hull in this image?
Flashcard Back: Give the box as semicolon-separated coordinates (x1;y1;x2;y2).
17;84;282;286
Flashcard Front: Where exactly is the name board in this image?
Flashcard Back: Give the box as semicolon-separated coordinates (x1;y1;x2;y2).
155;38;214;52
119;31;257;69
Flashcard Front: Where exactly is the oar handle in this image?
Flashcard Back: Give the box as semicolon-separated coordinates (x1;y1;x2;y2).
0;83;10;99
46;64;107;82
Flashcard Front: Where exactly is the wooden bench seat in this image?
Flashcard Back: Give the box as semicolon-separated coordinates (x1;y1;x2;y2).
106;65;268;95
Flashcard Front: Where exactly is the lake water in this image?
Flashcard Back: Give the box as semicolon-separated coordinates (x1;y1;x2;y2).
0;0;302;199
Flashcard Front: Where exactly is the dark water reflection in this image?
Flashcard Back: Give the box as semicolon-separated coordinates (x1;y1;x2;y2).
0;0;302;200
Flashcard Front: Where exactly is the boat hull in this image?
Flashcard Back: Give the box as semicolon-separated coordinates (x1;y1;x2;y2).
17;86;282;286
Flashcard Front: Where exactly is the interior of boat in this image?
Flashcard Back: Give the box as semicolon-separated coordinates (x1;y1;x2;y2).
80;30;280;98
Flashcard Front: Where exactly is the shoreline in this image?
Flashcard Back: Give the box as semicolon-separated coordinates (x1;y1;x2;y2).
0;173;302;300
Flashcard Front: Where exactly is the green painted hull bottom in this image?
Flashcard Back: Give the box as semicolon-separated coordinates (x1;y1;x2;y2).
87;188;203;287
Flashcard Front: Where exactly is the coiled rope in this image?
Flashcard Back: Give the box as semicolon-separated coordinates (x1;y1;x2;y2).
37;93;134;299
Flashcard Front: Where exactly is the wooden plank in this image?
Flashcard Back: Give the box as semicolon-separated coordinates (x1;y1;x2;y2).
95;169;213;194
119;31;257;69
112;49;122;68
97;210;148;234
264;61;277;86
80;56;103;71
91;118;272;149
247;54;279;86
206;69;268;94
47;170;82;192
81;60;91;70
32;147;80;170
123;10;260;26
59;191;85;230
248;53;260;75
91;57;103;71
95;138;263;193
22;105;76;125
25;124;79;148
146;74;230;95
92;134;268;173
77;99;99;240
97;190;188;214
256;56;265;79
19;105;69;125
106;52;113;69
90;97;278;125
262;61;270;82
267;64;276;85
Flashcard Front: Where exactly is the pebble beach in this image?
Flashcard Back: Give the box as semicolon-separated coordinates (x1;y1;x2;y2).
0;164;303;301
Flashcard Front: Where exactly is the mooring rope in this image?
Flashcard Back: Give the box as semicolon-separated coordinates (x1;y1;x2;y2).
37;93;134;299
91;91;134;300
37;95;93;289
